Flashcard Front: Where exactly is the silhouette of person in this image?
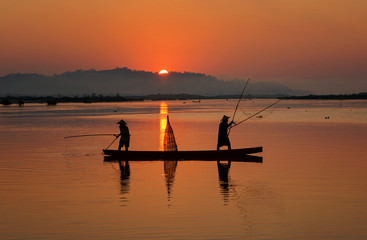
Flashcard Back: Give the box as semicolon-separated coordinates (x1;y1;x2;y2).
117;119;130;151
217;115;234;150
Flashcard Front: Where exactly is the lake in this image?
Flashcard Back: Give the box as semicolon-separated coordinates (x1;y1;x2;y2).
1;99;367;239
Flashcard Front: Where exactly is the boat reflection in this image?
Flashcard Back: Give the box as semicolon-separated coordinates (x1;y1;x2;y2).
104;156;262;206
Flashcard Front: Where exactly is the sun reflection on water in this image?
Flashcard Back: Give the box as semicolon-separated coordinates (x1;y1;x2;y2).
159;101;168;151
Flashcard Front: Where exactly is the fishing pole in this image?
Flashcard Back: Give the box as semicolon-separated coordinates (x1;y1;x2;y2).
232;78;250;122
64;134;116;139
229;99;281;129
228;78;250;136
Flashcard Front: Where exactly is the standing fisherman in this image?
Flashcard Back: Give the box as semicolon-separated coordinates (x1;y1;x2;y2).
217;115;235;151
116;120;130;151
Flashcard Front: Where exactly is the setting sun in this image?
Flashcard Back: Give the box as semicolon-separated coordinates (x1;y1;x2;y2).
159;69;168;74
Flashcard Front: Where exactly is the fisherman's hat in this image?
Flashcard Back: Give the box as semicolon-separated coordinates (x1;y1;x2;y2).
221;115;230;121
117;119;127;125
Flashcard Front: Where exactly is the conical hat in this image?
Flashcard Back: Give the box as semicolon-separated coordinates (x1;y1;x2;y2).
117;119;127;125
221;115;230;121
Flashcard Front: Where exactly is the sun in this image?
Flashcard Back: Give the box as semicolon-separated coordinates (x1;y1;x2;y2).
159;69;169;75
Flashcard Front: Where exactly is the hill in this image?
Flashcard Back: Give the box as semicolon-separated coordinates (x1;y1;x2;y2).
0;67;308;96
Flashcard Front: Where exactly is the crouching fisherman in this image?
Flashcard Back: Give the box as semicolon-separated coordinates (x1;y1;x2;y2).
116;119;130;151
217;115;235;151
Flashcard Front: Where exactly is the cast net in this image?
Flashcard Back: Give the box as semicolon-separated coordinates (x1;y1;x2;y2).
163;115;178;151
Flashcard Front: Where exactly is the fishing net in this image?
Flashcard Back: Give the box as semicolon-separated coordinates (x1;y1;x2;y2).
163;115;178;151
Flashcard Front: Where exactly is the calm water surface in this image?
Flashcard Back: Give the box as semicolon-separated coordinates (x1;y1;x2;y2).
1;99;367;239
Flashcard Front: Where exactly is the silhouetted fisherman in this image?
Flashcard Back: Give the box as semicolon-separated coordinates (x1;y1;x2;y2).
116;119;130;151
217;115;235;151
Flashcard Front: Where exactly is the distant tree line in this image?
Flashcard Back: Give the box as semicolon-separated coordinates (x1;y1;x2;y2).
0;94;143;105
0;93;253;105
2;92;367;106
0;93;213;105
280;92;367;100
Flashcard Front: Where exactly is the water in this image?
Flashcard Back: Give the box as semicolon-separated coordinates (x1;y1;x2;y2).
1;99;367;239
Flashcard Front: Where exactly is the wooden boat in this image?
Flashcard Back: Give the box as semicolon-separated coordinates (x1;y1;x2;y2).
103;147;262;162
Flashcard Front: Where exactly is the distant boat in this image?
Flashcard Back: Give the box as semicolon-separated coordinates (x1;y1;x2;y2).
103;147;262;162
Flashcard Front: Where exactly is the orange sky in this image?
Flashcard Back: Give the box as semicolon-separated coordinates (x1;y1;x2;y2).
1;0;366;93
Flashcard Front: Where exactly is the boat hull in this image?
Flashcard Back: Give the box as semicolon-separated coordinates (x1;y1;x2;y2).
103;147;262;162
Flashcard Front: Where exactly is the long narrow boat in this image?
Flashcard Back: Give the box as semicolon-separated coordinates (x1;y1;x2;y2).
103;147;262;162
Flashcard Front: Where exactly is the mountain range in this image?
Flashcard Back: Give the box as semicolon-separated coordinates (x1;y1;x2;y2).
0;67;310;97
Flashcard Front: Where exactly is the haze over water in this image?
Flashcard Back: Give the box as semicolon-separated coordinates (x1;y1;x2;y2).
1;99;367;239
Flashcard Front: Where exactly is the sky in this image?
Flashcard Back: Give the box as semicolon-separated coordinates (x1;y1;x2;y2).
0;0;366;94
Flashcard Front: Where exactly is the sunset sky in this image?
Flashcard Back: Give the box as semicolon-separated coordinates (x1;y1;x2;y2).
1;0;366;94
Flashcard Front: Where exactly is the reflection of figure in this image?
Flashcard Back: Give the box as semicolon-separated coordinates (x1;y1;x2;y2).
217;160;231;203
217;115;234;150
118;160;130;197
164;160;178;201
117;120;130;151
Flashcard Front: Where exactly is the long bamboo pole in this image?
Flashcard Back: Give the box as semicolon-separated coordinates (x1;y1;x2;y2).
228;78;250;136
232;78;250;122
